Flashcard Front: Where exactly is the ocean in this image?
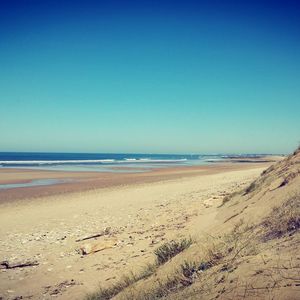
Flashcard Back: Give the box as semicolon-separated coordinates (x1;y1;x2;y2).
0;152;267;173
0;152;222;173
0;152;267;189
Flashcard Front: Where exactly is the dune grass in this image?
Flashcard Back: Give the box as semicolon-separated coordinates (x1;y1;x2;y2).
243;181;257;195
219;189;243;206
261;193;300;241
86;205;299;300
86;195;300;300
86;263;157;300
86;238;192;300
115;221;259;300
154;238;192;265
293;144;300;155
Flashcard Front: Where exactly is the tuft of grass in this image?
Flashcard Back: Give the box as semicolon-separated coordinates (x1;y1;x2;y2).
220;195;231;206
261;193;300;241
293;144;300;155
154;238;192;265
140;276;182;300
126;261;201;300
86;263;157;300
243;181;257;195
137;262;157;279
86;274;133;300
261;164;275;176
180;260;213;286
219;190;242;207
180;261;198;282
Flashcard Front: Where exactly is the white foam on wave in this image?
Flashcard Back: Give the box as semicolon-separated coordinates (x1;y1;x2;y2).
122;158;187;163
0;158;189;166
0;159;116;165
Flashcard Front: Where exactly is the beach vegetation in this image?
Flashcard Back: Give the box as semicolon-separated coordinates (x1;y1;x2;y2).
86;238;192;299
243;181;257;195
113;222;259;300
293;144;300;155
219;189;243;206
261;193;300;241
154;238;193;265
86;263;157;300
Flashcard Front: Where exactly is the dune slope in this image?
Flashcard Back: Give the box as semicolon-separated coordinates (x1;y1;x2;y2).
92;149;300;300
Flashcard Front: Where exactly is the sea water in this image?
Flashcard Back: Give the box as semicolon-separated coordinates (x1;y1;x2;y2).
0;152;215;172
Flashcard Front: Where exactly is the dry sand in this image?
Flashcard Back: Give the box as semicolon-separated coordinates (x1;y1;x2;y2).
0;163;270;299
107;151;299;300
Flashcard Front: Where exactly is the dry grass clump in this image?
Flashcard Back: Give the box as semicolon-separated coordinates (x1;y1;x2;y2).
154;238;192;265
243;181;257;195
131;276;182;300
220;194;233;206
172;222;259;294
293;144;300;155
179;221;258;279
261;193;300;241
122;262;206;300
179;259;213;286
261;164;275;176
86;263;157;300
219;189;242;206
203;220;259;270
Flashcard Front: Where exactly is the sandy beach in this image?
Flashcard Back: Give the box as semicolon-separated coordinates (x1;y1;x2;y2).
1;1;299;298
0;162;269;299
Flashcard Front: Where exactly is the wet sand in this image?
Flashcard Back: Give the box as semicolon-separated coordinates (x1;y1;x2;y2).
0;163;268;204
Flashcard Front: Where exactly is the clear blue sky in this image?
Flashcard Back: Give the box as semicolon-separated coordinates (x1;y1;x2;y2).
0;0;299;154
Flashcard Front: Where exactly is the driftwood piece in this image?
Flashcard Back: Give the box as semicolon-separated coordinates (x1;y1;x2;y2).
75;227;112;242
79;237;118;255
0;260;39;269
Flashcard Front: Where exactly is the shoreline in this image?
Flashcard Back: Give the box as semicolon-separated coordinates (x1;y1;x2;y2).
0;162;270;204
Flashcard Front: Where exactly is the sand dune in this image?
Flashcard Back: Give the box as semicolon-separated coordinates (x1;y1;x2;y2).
102;149;300;300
